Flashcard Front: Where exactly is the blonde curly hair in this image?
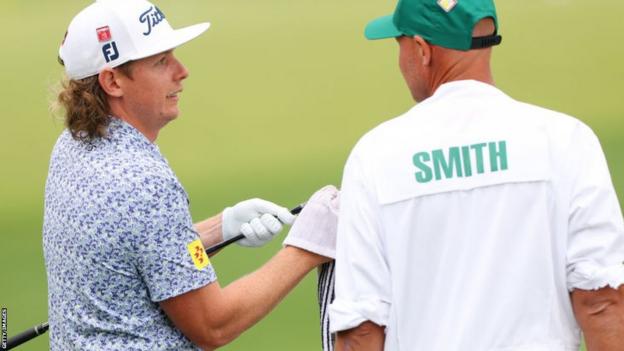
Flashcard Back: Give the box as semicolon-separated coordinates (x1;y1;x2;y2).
55;63;133;142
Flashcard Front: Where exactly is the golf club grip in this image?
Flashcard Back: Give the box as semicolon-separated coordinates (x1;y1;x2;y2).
6;322;49;350
205;203;304;255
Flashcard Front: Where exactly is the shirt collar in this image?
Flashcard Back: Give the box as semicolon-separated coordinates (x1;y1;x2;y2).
106;117;163;155
423;80;508;105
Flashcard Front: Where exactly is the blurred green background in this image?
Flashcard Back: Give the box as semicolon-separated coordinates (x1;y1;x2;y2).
1;0;622;350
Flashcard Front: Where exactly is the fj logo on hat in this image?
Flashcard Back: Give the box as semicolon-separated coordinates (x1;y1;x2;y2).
187;239;210;270
437;0;458;13
96;26;112;42
102;42;119;63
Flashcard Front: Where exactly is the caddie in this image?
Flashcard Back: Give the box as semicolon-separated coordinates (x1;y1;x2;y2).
329;0;624;350
44;0;339;349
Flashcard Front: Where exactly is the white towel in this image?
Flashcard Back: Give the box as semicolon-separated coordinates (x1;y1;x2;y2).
317;261;336;351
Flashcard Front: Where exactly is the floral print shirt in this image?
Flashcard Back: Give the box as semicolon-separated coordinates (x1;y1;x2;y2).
43;118;216;350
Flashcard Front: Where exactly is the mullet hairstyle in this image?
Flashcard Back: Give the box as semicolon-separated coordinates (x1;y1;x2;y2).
56;62;133;142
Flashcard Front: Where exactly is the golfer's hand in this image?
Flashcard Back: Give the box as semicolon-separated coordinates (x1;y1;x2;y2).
222;199;296;247
283;185;339;260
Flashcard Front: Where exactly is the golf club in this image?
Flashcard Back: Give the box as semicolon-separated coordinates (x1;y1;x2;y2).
5;322;48;350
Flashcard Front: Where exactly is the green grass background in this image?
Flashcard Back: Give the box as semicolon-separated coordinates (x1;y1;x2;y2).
1;0;622;350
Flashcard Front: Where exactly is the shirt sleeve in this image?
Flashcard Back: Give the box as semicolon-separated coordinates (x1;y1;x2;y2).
329;144;391;332
566;123;624;291
129;173;217;302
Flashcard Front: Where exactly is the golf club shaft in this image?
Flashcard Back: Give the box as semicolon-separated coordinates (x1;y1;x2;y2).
5;322;49;350
205;203;305;255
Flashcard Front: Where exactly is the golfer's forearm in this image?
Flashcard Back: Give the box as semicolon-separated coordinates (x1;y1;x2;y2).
215;247;322;342
161;247;322;349
194;213;223;250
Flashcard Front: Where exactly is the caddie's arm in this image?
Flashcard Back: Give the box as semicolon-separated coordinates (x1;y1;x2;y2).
571;286;624;351
335;322;385;351
563;125;624;350
160;186;339;350
194;198;296;254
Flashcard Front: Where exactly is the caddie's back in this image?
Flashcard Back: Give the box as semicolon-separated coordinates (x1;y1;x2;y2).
330;1;624;350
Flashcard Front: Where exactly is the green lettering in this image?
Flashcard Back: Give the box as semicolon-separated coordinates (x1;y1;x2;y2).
461;146;472;177
489;141;508;172
413;152;432;183
432;147;463;180
470;143;487;174
414;141;508;183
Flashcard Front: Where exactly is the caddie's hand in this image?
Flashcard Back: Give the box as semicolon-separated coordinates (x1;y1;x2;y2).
283;185;339;260
222;198;296;247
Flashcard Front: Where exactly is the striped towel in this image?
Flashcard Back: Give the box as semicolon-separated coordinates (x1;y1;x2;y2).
317;261;336;351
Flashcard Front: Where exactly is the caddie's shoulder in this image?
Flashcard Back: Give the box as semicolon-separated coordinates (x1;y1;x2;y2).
351;109;415;155
514;100;599;143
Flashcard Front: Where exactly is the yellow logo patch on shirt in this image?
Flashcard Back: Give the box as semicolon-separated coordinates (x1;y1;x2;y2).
187;239;210;270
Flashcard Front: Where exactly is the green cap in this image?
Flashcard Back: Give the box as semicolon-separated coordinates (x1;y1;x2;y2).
365;0;502;51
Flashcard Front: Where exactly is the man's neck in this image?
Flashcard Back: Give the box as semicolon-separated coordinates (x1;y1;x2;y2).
427;47;495;97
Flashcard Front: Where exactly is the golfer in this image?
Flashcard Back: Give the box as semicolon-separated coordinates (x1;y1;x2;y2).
44;0;338;350
329;0;624;350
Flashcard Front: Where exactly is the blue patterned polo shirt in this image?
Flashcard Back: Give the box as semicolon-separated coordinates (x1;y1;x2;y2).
43;117;217;350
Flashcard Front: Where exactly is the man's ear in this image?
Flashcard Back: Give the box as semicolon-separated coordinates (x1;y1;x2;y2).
98;68;124;97
413;35;432;66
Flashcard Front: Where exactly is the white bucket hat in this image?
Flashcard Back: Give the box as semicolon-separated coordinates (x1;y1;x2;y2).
59;0;210;80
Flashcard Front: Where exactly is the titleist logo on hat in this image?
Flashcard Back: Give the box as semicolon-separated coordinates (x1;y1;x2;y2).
139;6;166;36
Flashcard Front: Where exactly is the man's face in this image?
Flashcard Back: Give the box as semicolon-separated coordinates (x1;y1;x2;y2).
117;50;188;130
397;36;429;102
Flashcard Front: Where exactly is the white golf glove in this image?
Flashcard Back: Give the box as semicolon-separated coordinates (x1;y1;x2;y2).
222;198;296;247
283;185;339;259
